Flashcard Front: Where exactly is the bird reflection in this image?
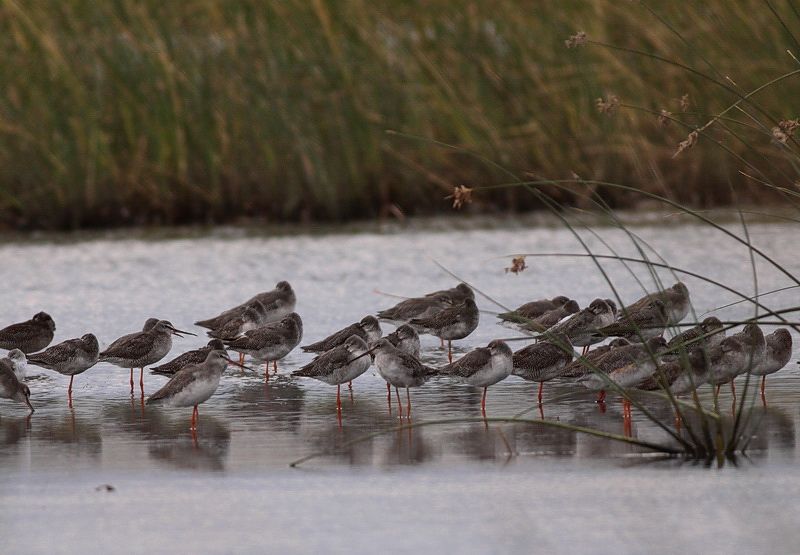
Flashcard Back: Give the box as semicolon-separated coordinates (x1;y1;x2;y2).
148;416;231;472
228;376;307;433
34;408;103;456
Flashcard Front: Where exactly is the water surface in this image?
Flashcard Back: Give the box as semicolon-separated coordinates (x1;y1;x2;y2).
1;218;799;553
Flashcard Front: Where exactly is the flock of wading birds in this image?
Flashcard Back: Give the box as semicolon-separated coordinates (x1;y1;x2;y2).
0;280;794;429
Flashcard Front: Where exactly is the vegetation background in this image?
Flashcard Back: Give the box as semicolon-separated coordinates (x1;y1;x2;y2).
1;0;798;230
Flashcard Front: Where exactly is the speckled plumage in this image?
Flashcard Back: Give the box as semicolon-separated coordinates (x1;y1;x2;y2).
666;316;725;353
225;313;303;364
207;305;262;341
438;340;513;387
424;283;475;303
146;350;230;411
302;316;382;353
151;339;227;375
28;334;99;377
547;299;616;347
107;318;159;352
512;333;573;383
372;339;435;389
560;338;631;378
410;298;480;341
594;299;668;341
578;337;667;391
0;312;56;354
750;328;792;377
497;296;571;322
100;320;191;369
293;335;372;385
377;294;451;326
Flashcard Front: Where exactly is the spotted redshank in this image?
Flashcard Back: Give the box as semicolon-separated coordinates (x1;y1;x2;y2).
27;334;99;401
410;298;480;362
371;338;435;417
195;281;296;329
0;359;33;412
437;339;513;412
512;332;574;404
301;316;382;353
151;339;227;375
225;313;303;377
0;312;55;354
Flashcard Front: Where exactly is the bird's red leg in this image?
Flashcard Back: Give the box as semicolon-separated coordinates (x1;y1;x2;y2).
481;387;487;414
129;369;134;392
139;368;144;392
730;380;736;398
448;341;452;363
537;382;544;405
190;406;197;430
273;360;278;373
238;353;244;365
68;375;74;397
265;362;270;382
440;337;444;348
348;381;353;390
761;376;767;406
395;387;402;417
597;390;606;403
582;345;589;356
387;382;392;409
406;388;411;418
336;384;341;410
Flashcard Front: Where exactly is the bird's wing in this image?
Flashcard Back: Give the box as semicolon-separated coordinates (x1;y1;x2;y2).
29;338;81;366
100;332;154;360
0;322;35;344
294;347;351;377
439;347;491;378
147;367;200;403
513;342;567;370
152;348;208;373
303;324;359;352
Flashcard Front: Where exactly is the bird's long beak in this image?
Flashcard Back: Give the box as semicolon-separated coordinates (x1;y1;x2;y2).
167;325;197;337
222;355;257;372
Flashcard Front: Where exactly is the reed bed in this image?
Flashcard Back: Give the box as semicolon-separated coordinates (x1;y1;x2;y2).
2;0;799;229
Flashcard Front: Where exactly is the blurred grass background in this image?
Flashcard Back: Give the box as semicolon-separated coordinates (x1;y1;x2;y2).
1;0;798;229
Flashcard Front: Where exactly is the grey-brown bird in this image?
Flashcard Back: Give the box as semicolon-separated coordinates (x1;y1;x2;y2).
27;334;99;401
665;316;725;354
497;295;571;323
0;312;56;354
750;328;792;398
512;333;574;404
410;298;480;362
371;338;436;418
560;338;631;378
100;320;196;393
225;313;303;377
0;359;33;412
424;283;475;303
376;293;452;327
151;339;227;375
207;304;262;341
147;350;250;430
106;318;158;352
624;282;690;325
195;281;296;330
293;335;372;410
437;340;513;412
594;299;668;342
302;316;382;353
547;298;616;351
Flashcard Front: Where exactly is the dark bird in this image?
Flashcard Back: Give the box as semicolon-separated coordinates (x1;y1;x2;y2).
623;282;690;325
195;281;296;330
151;339;227;376
410;298;480;362
593;299;668;342
512;333;574;404
302;316;382;353
0;312;56;354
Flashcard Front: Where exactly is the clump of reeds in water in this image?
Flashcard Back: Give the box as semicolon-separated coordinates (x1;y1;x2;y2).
293;3;800;468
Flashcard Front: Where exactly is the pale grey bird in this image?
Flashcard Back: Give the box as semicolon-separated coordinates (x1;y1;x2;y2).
27;334;99;399
1;349;27;382
512;333;574;404
749;328;792;397
146;350;250;430
293;335;372;409
703;323;765;399
624;282;691;325
225;313;303;376
100;320;196;392
436;340;513;412
371;338;435;418
0;359;33;412
0;312;56;354
301;315;382;353
384;324;421;358
410;298;480;362
151;339;227;375
195;281;296;330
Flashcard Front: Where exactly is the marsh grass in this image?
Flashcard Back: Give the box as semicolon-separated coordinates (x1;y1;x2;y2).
289;4;800;467
2;1;800;229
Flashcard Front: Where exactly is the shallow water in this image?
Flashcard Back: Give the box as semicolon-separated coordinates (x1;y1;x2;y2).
1;218;800;553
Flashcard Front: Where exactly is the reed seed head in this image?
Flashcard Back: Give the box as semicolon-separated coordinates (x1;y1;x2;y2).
564;31;587;48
